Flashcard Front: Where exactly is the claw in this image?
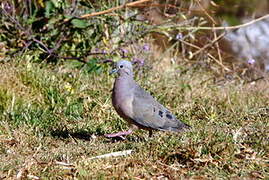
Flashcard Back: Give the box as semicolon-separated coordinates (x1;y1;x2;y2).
104;129;132;139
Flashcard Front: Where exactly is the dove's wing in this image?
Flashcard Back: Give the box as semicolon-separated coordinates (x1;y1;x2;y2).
130;84;190;132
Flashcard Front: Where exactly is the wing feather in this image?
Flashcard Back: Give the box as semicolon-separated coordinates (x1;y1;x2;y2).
131;84;188;131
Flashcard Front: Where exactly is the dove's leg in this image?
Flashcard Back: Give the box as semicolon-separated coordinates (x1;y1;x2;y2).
148;130;153;137
104;129;133;139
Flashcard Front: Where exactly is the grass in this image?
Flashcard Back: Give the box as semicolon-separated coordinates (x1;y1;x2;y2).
0;56;268;179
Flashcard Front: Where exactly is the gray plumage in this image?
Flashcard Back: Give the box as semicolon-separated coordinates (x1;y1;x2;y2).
111;60;190;134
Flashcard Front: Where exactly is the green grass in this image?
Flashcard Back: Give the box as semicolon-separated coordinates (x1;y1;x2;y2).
0;58;268;179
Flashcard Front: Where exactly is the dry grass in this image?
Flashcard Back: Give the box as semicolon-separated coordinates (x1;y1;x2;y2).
0;58;268;179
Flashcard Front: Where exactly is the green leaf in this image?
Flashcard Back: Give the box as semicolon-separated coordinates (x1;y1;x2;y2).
64;15;73;20
222;15;241;26
71;19;89;29
45;1;54;18
51;0;60;8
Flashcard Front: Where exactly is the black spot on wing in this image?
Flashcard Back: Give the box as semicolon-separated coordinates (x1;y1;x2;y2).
158;110;163;117
166;113;173;119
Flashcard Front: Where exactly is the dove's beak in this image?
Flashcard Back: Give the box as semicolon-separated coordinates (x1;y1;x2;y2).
109;68;118;75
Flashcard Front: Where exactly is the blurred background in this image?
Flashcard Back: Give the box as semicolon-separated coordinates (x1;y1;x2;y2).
1;0;269;79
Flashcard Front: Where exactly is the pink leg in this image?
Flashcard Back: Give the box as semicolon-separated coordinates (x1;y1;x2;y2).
104;129;133;139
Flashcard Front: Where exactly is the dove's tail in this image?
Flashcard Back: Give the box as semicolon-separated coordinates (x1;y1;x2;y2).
171;122;191;132
159;121;191;132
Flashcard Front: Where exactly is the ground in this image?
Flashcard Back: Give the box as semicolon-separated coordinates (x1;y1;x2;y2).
0;59;268;179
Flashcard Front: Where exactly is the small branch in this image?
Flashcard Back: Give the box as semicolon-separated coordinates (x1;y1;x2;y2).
73;0;153;20
89;150;133;160
32;38;51;53
191;31;226;57
195;0;217;24
0;5;25;31
98;59;114;64
213;25;224;73
55;161;75;167
178;37;231;71
27;175;40;180
55;51;111;64
246;77;264;84
207;53;231;72
158;14;269;31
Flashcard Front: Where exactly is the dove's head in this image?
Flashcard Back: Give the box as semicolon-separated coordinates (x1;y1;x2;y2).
110;60;133;76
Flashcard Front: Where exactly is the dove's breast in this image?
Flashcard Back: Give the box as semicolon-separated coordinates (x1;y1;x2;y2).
112;77;135;124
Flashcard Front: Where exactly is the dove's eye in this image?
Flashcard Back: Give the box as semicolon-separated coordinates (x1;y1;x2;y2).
119;65;123;68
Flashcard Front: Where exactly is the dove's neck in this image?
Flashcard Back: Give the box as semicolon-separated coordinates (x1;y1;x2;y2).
112;74;135;112
119;70;133;77
115;74;134;88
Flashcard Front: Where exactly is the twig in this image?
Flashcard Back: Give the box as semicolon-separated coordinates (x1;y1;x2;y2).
159;14;269;31
27;175;40;180
195;0;217;24
0;5;25;31
178;38;231;71
89;150;133;160
56;51;108;64
157;160;179;171
213;25;224;73
55;161;75;167
191;32;226;57
32;38;51;53
246;76;264;84
78;0;153;19
207;53;231;72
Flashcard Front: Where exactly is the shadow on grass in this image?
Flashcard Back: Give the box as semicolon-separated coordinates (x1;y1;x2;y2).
50;129;94;141
50;128;147;142
108;135;147;142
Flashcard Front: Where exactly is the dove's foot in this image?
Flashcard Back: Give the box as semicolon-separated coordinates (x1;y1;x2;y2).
104;129;132;140
148;130;153;137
